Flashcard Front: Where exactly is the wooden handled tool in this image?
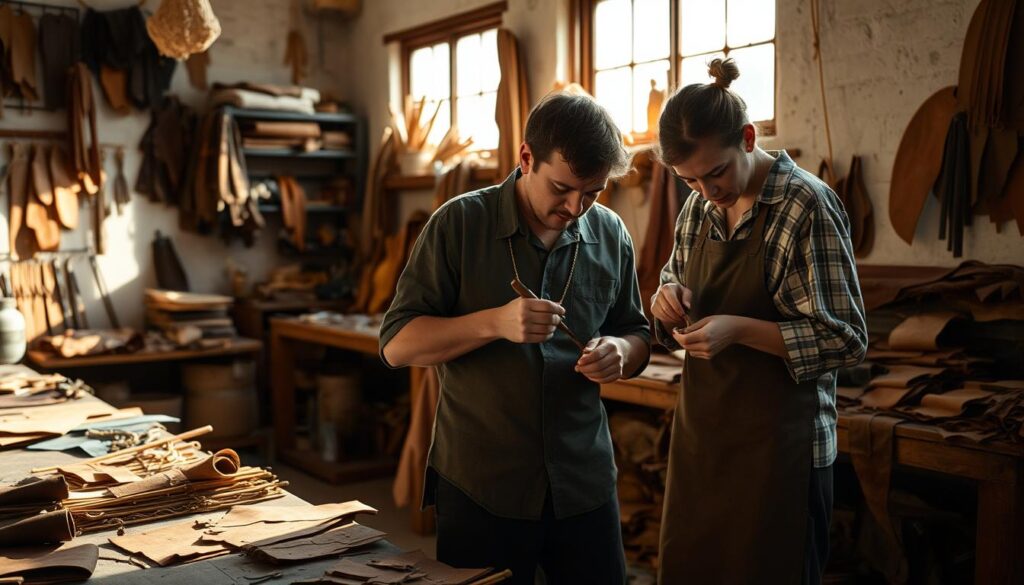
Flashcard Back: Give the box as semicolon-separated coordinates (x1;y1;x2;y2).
510;279;587;351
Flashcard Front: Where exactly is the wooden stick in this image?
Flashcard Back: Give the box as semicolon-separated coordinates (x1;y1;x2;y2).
32;425;214;473
510;279;587;351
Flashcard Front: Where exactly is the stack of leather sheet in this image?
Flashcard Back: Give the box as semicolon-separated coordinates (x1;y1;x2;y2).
47;442;285;534
296;550;503;585
144;289;237;344
0;401;141;450
240;120;322;152
107;500;377;567
209;82;321;115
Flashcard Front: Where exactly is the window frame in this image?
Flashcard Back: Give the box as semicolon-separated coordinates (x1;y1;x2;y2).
384;1;507;154
574;0;777;138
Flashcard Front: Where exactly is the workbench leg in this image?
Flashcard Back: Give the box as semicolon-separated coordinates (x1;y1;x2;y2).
975;464;1023;584
271;332;297;453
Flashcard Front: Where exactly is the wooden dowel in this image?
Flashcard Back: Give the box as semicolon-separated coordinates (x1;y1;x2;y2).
32;425;214;473
469;569;513;585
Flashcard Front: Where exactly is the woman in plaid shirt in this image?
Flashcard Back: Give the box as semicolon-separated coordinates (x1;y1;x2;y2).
651;58;867;585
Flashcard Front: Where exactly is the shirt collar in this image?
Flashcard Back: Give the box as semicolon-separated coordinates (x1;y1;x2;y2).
699;149;796;217
494;167;599;244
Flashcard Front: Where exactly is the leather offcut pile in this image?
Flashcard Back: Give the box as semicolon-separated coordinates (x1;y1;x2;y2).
108;500;378;567
609;411;671;570
296;550;507;585
0;366;90;410
838;262;1024;443
890;0;1024;256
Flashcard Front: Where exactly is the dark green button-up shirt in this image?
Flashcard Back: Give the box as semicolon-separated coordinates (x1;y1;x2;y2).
379;168;650;520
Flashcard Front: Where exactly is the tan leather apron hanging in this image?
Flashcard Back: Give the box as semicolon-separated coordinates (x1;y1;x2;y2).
659;206;819;584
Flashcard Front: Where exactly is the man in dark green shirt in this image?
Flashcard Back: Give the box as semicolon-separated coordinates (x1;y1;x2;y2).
380;93;650;584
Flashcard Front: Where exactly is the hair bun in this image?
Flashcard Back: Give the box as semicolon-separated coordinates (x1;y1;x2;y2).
707;58;740;89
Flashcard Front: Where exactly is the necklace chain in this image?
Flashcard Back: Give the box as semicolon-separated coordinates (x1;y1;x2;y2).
507;237;580;304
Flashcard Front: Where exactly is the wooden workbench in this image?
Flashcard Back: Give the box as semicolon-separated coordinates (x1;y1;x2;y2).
26;337;263;370
600;376;1024;584
0;395;399;584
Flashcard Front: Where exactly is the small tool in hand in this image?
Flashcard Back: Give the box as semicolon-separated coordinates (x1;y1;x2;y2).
510;278;587;351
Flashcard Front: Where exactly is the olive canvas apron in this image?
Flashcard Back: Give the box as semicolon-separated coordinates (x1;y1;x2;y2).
659;205;818;584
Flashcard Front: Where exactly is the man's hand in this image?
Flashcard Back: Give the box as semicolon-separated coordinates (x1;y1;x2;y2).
494;297;566;344
651;283;692;329
575;337;627;383
670;315;743;359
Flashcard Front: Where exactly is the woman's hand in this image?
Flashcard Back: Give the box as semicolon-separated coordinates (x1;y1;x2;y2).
651;283;692;329
671;315;744;359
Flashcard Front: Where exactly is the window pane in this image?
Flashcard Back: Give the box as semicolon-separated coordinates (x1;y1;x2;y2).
595;0;632;69
632;60;669;134
456;34;482;97
727;0;775;47
594;66;632;135
726;43;774;122
680;0;725;57
424;99;451;147
457;92;498;151
633;0;670;63
479;29;501;92
679;51;725;87
410;42;450;101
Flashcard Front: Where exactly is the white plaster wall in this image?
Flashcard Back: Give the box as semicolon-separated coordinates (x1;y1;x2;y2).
322;0;1023;266
0;0;307;328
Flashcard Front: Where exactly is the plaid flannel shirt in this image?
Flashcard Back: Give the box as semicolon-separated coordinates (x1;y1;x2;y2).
655;150;867;467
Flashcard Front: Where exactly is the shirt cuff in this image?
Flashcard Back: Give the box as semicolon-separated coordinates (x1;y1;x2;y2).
378;315;418;369
777;318;819;383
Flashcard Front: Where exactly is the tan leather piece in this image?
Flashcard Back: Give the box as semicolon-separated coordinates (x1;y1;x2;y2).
108;518;227;567
0;509;74;547
9;10;38;101
248;121;320;139
0;543;98;583
30;145;53;206
202;501;377;549
6;143;34;261
68;63;102;194
40;263;64;334
180;449;240;481
98;65;131;114
888;312;960;351
25;149;61;252
48;145;80;230
889;86;958;244
989;143;1024;234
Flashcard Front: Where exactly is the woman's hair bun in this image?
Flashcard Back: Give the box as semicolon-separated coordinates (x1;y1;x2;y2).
707;58;740;89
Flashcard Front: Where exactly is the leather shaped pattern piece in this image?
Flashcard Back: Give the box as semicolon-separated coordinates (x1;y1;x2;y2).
889;86;958;244
109;518;227;567
48;146;80;230
0;510;75;547
244;522;386;564
0;543;97;584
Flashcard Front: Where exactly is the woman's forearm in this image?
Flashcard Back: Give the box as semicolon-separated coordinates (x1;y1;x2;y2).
734;316;788;359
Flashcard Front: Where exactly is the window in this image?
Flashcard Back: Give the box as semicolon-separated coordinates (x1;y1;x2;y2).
388;4;505;152
584;0;776;138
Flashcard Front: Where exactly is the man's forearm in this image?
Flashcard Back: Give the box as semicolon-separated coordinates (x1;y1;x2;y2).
382;310;501;367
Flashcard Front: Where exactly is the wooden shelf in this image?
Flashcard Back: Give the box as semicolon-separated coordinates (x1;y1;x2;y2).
383;166;499;191
258;202;350;214
26;337;263;369
224;106;359;124
243;148;356;159
278;448;397;483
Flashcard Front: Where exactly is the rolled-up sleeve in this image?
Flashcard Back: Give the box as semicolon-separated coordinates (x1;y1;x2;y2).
775;200;867;383
378;209;459;367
